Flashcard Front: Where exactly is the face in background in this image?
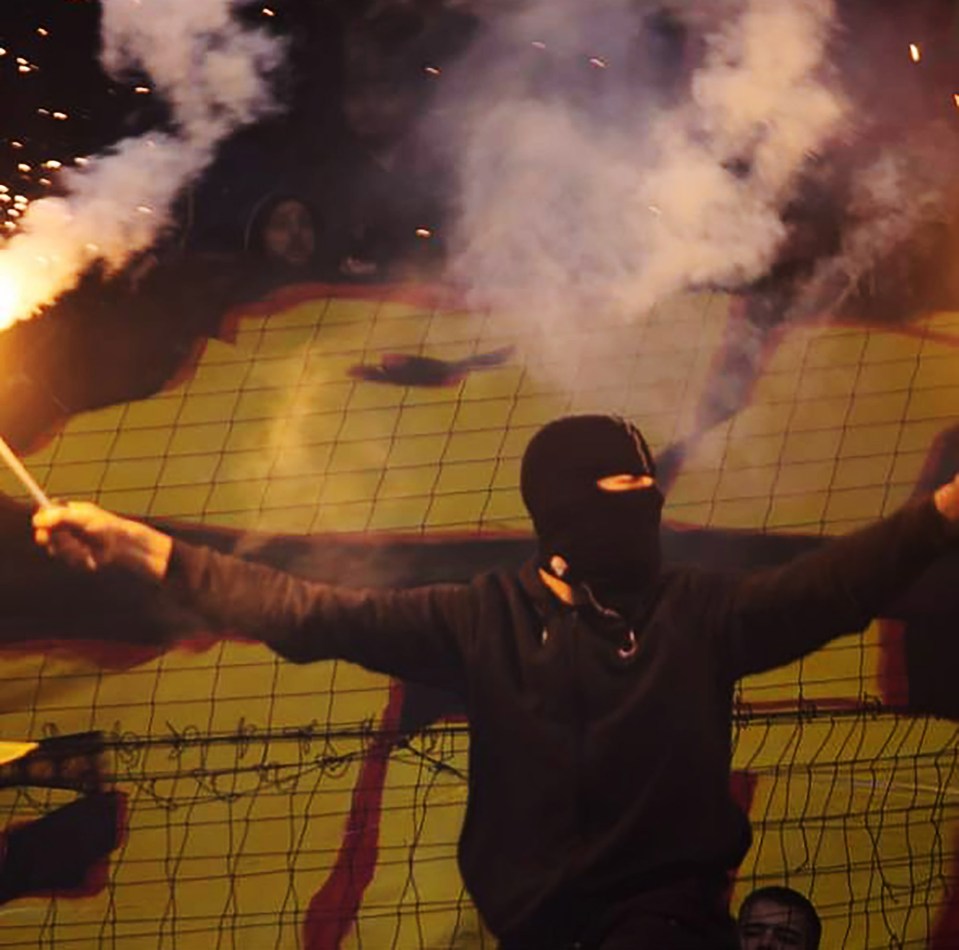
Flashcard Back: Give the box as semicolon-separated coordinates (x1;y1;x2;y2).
739;897;814;950
261;199;316;268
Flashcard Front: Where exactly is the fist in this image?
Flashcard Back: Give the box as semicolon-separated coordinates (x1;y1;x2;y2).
33;501;113;571
934;474;959;524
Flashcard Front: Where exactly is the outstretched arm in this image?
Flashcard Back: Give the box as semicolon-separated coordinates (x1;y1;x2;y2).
32;503;473;686
723;476;959;680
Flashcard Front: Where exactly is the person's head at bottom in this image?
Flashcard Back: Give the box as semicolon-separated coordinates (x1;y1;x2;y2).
738;886;821;950
520;414;663;611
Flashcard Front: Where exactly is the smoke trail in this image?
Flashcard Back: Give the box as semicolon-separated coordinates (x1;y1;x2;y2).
445;0;846;327
0;0;284;327
787;120;959;323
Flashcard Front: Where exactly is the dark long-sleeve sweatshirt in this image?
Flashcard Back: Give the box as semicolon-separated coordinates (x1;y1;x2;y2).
166;497;956;941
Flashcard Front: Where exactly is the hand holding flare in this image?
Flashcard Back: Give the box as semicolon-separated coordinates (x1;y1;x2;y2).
33;502;172;579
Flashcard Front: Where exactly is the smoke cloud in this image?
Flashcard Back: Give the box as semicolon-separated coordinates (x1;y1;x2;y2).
0;0;284;326
444;0;846;326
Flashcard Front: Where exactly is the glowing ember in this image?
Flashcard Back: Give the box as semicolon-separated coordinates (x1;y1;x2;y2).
910;43;921;62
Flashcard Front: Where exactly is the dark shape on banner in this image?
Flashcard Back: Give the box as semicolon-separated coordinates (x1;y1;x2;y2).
0;791;126;905
348;345;514;387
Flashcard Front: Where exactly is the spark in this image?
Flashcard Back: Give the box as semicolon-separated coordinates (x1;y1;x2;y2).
589;57;608;69
37;28;49;38
0;49;6;57
415;228;433;238
16;164;31;173
531;41;547;50
137;205;154;214
954;93;959;109
74;157;89;166
10;142;23;149
425;65;441;76
262;7;275;15
52;112;68;121
0;196;10;203
135;85;151;94
909;43;921;62
42;160;62;169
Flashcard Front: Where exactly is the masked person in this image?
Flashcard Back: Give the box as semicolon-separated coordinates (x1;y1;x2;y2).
32;415;959;949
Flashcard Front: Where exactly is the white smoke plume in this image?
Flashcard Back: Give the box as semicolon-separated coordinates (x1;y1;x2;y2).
790;119;959;321
0;0;284;327
446;0;847;326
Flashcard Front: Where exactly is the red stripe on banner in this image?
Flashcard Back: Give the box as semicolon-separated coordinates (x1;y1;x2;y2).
726;770;758;905
928;825;959;949
0;631;253;672
303;679;406;949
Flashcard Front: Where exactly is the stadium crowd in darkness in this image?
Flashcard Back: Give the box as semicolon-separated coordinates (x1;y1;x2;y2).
181;0;476;284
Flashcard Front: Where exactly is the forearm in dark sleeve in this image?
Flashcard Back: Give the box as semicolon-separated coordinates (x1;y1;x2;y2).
727;496;957;678
165;540;473;685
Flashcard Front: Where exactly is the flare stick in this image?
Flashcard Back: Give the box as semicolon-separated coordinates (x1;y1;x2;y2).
0;434;51;508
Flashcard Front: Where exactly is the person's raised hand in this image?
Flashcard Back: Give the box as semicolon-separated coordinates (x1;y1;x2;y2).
934;473;959;525
32;501;172;580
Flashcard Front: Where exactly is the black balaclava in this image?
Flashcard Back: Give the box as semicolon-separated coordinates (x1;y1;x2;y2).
520;415;664;610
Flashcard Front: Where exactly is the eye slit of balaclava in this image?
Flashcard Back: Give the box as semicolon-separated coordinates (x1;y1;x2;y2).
520;415;664;602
